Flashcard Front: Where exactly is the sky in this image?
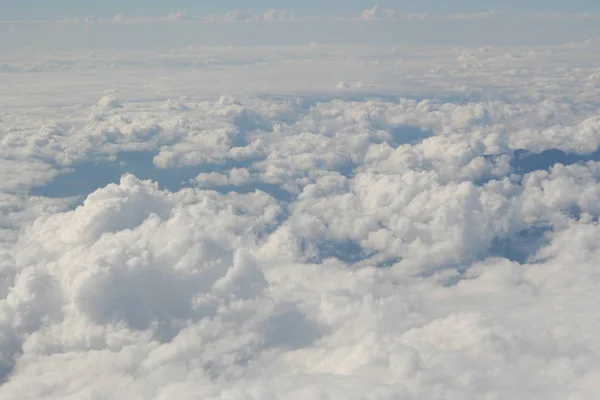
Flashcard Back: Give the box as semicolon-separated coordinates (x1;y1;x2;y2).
2;0;600;19
3;0;600;398
2;0;600;51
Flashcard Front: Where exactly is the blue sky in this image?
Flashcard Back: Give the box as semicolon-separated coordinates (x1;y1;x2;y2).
2;0;600;19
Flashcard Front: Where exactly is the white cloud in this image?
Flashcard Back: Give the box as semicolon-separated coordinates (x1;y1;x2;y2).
263;9;294;21
166;9;196;21
360;6;429;21
3;38;600;398
204;10;256;22
203;9;294;23
357;7;600;22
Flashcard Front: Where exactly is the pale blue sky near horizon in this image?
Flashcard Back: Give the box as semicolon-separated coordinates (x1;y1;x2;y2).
2;0;600;19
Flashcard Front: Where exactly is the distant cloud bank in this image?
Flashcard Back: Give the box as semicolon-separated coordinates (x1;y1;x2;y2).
4;6;596;25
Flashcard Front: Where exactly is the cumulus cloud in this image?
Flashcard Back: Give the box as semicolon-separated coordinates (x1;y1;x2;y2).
263;9;294;21
360;6;429;21
3;38;600;399
204;9;294;22
358;7;600;22
52;8;295;25
359;6;503;21
166;9;196;21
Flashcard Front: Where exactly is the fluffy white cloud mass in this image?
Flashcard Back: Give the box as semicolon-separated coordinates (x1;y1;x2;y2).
2;40;600;398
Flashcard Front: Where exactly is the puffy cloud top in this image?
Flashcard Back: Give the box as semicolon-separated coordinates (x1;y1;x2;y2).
2;40;600;399
166;9;196;21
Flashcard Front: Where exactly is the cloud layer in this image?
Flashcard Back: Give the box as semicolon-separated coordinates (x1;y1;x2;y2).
35;7;600;24
2;39;600;398
2;7;600;50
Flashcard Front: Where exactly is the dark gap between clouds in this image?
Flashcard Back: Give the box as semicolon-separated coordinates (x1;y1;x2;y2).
30;151;292;201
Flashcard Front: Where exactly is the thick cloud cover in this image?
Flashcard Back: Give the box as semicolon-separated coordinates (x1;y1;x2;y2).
2;39;600;398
